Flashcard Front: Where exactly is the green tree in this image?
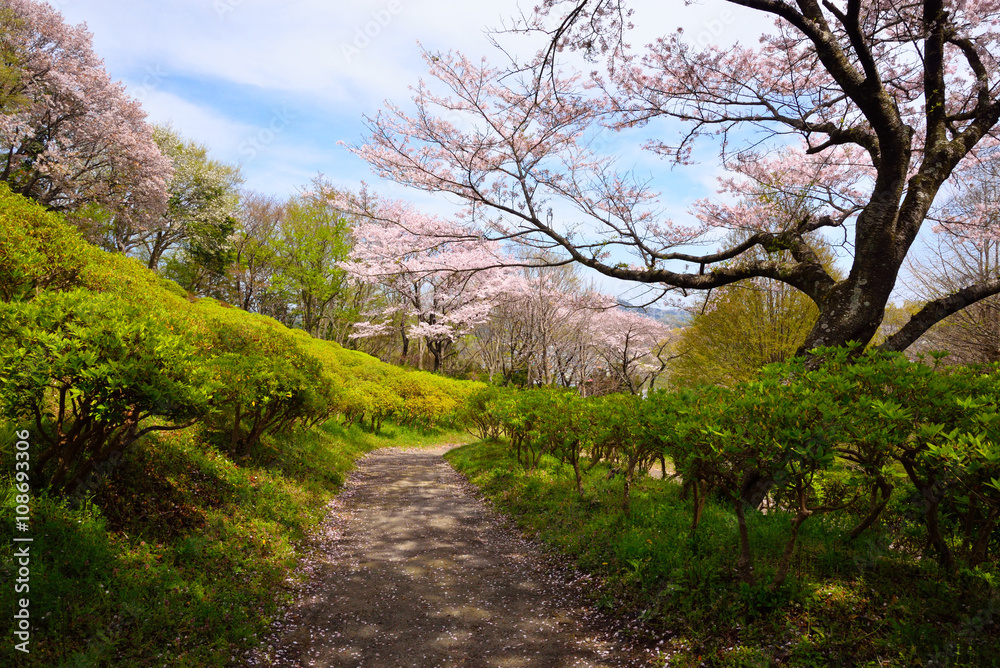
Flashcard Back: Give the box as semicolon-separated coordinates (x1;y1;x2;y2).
142;125;243;272
0;7;28;115
161;219;237;297
671;278;819;387
273;183;356;340
671;225;842;387
225;190;284;313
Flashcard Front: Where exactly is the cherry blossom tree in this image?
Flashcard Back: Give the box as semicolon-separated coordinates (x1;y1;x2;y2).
0;0;170;241
470;285;537;382
350;0;1000;356
140;125;242;272
528;277;608;389
477;262;601;387
906;147;1000;362
590;306;674;395
468;259;672;391
340;193;514;372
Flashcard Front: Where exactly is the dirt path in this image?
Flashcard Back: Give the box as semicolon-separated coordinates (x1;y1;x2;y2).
251;446;649;668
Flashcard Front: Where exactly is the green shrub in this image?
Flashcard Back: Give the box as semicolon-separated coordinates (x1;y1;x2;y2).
0;183;91;301
0;184;481;490
473;347;1000;580
185;301;326;456
459;385;505;440
0;289;209;494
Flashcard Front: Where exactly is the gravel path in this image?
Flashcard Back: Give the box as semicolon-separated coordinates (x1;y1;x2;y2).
252;446;648;668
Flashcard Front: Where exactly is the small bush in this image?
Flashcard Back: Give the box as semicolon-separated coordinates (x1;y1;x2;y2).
0;290;208;494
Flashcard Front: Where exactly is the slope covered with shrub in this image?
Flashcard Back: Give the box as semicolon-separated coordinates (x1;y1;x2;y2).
0;183;477;487
449;348;1000;666
0;185;476;665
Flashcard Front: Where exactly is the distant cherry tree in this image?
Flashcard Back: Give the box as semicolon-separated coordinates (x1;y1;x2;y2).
340;193;514;371
466;260;672;390
590;306;673;395
0;0;170;242
907;148;1000;363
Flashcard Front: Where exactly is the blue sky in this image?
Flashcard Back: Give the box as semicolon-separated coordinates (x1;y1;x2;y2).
50;0;804;299
55;0;771;198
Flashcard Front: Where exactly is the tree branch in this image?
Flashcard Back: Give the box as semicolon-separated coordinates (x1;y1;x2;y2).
878;277;1000;353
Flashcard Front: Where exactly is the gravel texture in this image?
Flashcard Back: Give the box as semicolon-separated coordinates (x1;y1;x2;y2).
249;445;652;668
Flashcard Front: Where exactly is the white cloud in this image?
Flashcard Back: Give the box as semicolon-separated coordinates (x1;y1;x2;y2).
62;0;525;110
56;0;780;205
64;0;774;110
132;89;255;154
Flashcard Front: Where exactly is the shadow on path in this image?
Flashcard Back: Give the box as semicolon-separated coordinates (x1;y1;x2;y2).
252;447;641;668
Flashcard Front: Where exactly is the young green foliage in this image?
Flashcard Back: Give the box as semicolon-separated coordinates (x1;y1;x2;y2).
0;289;208;493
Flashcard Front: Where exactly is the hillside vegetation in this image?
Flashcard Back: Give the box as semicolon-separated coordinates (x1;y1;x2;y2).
0;185;476;666
449;352;1000;666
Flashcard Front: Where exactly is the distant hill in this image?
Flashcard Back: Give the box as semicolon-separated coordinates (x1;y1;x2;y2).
617;301;693;328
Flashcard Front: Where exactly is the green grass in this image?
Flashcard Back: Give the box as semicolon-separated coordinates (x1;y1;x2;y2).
446;440;1000;668
0;420;463;667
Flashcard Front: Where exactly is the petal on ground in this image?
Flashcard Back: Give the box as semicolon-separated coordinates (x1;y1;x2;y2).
250;446;648;668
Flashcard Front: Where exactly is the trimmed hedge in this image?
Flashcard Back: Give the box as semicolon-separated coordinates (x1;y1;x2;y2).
475;347;1000;584
0;186;480;494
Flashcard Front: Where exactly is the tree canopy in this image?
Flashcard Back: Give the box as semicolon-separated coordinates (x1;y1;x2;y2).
141;125;243;271
0;0;170;236
348;0;1000;356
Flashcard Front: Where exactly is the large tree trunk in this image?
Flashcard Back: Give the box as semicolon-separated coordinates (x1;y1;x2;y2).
740;469;774;509
800;187;915;354
798;149;966;356
800;276;896;354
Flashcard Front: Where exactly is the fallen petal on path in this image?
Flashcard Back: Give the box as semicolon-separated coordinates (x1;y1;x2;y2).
249;446;653;667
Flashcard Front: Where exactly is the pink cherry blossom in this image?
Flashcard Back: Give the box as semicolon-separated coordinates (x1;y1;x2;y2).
350;1;1000;354
0;0;171;246
336;190;516;371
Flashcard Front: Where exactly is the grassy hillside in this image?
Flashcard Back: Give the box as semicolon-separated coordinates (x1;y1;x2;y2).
0;185;476;666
